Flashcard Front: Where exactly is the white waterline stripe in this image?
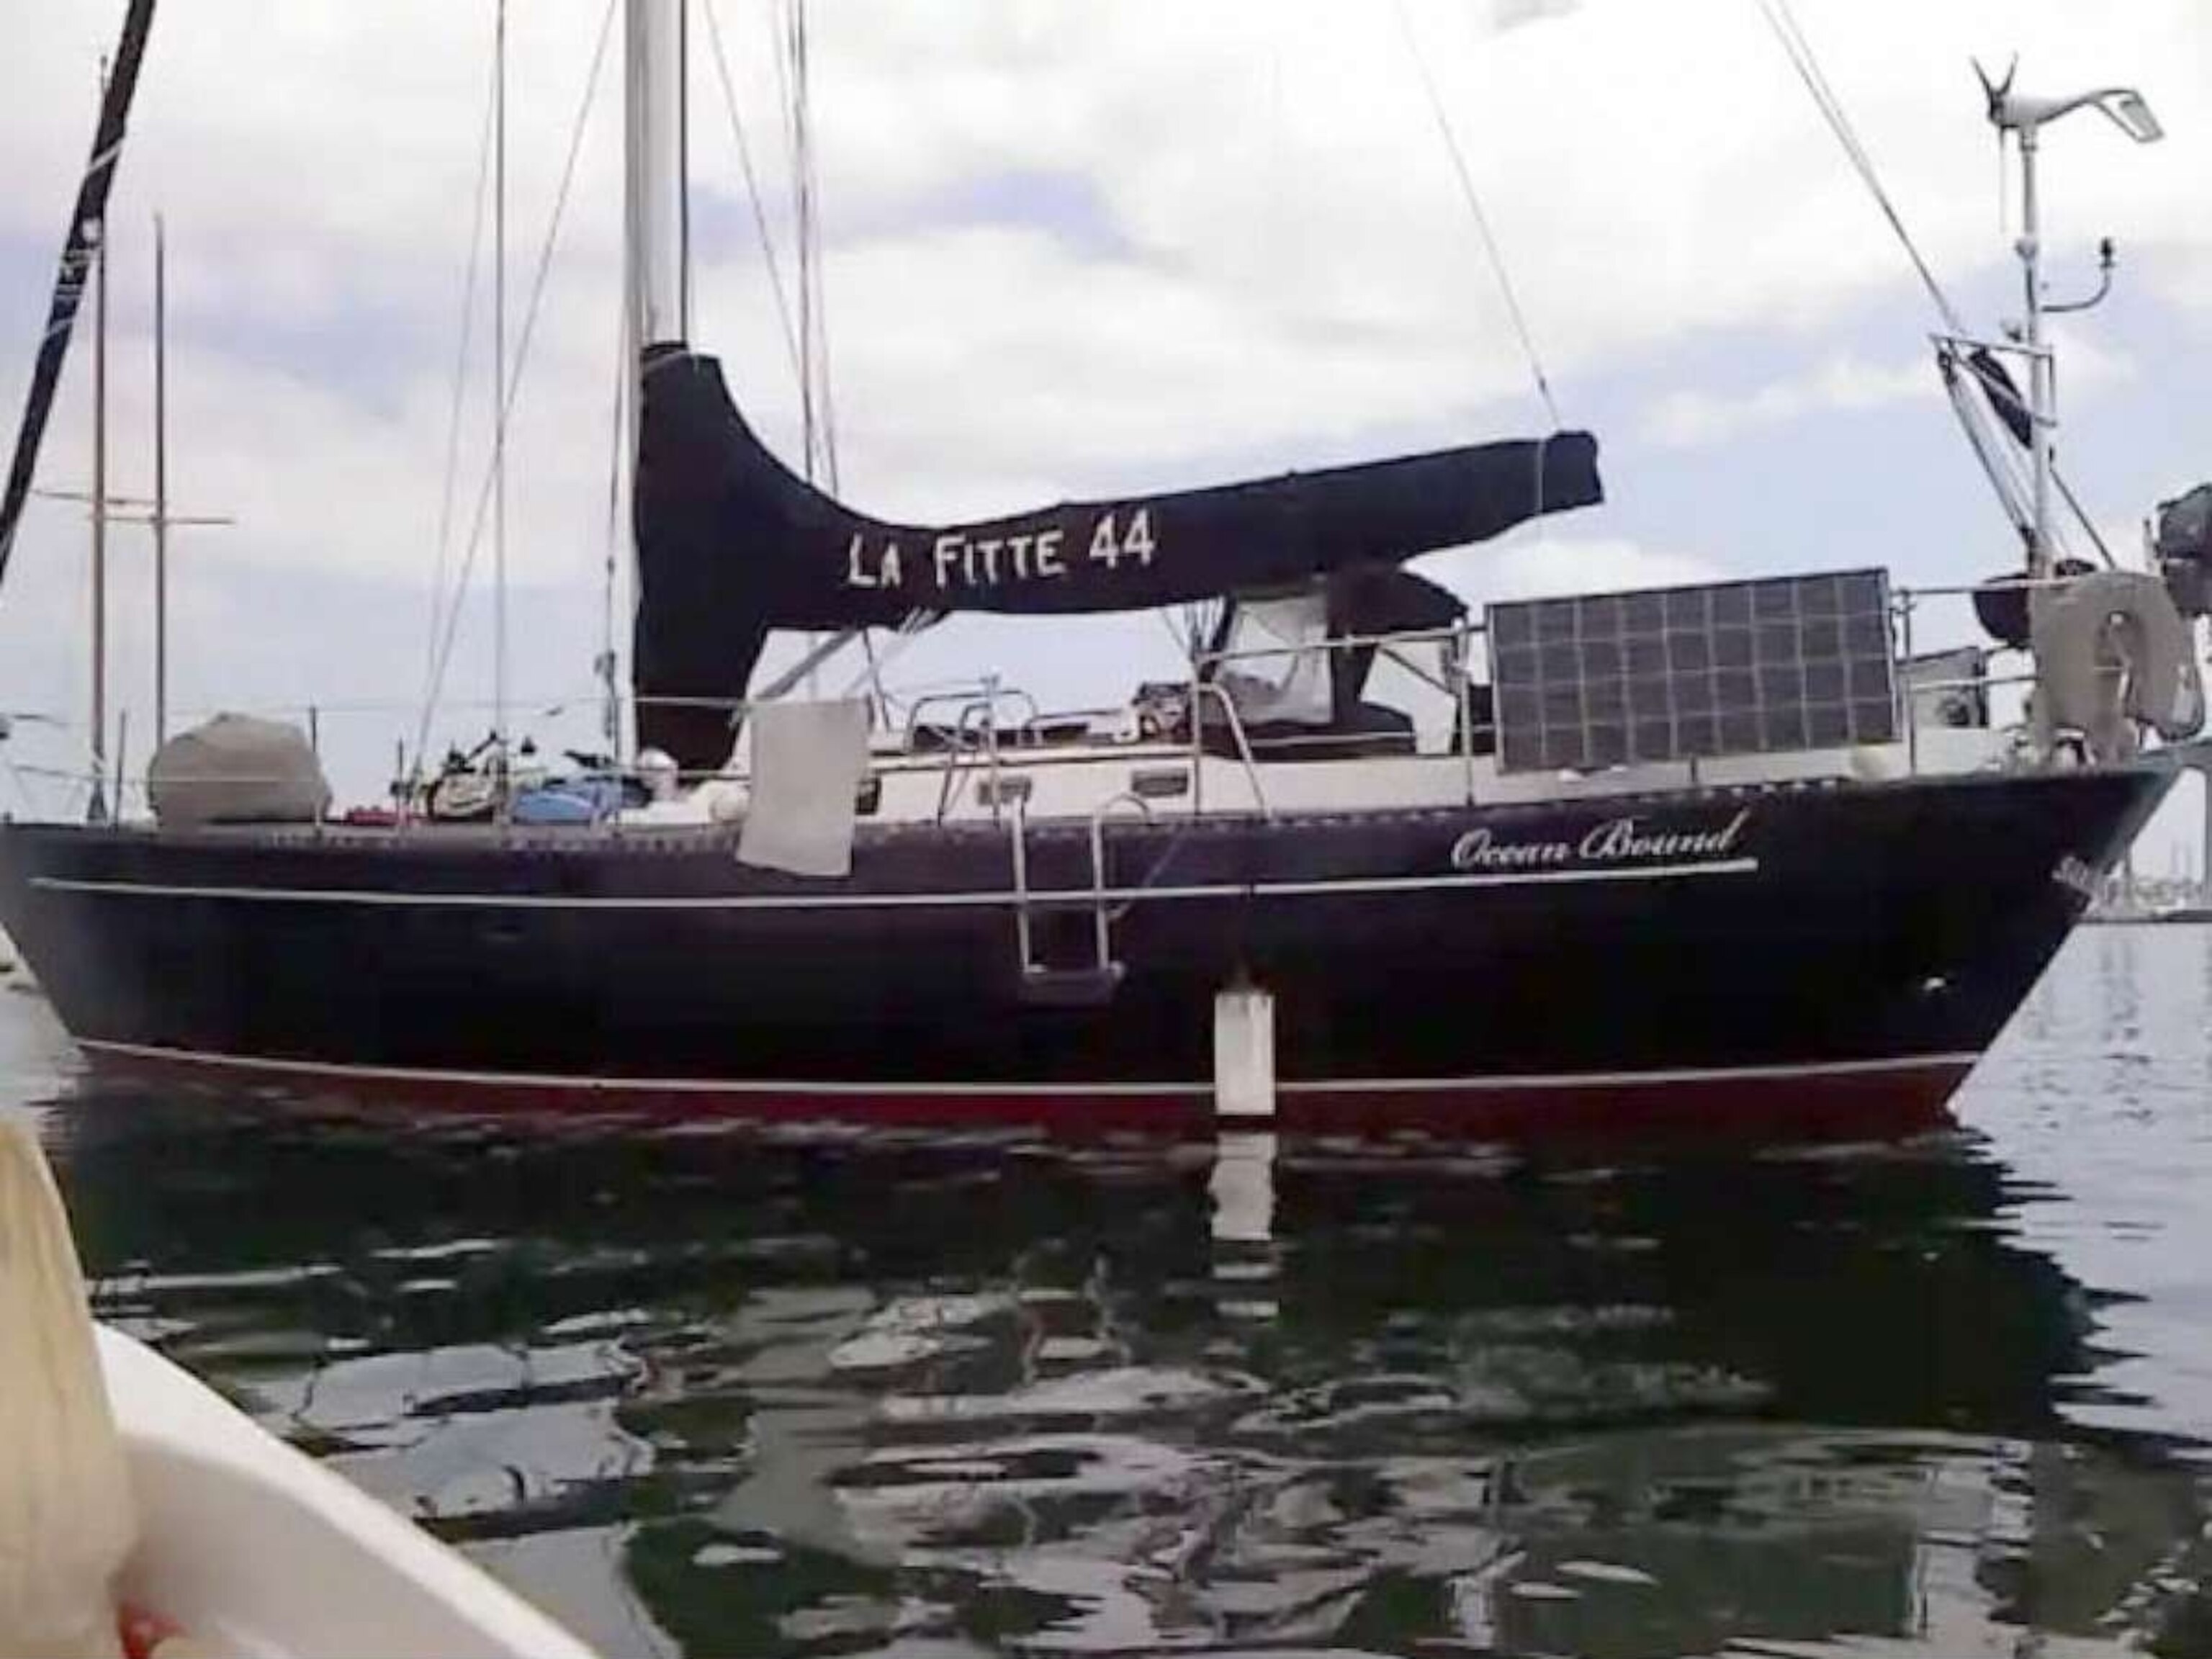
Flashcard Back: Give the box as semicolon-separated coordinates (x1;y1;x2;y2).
78;1040;1974;1097
33;857;1758;912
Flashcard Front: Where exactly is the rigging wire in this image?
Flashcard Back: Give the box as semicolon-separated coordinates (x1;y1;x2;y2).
1390;0;1559;428
1755;0;2115;568
422;50;500;723
1756;0;1964;337
789;0;818;485
1762;0;2032;535
786;0;840;491
418;0;619;768
700;0;807;399
856;624;891;726
1938;358;2032;526
833;608;938;705
1154;605;1195;660
780;0;863;708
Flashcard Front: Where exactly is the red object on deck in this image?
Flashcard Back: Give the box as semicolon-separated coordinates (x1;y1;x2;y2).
118;1604;183;1659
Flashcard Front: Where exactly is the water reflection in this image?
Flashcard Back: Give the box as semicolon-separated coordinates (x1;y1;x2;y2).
29;1066;2210;1659
2097;925;2144;1050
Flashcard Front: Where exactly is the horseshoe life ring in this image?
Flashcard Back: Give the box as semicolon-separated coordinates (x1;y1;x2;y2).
2031;570;2206;760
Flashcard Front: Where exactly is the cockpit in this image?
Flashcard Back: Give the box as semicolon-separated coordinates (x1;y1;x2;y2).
1195;569;1491;762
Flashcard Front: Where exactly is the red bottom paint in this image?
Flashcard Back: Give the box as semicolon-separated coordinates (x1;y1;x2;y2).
1273;1064;1971;1142
78;1042;1971;1144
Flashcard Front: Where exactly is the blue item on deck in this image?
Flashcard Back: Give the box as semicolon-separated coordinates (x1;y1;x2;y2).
511;779;624;824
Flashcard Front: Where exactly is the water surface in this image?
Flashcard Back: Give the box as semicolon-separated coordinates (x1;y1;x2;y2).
7;926;2212;1657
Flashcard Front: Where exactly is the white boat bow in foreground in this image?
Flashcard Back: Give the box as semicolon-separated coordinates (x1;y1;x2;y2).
4;1110;596;1659
94;1326;598;1659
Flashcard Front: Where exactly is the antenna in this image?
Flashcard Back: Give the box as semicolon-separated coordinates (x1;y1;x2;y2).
2046;236;2118;317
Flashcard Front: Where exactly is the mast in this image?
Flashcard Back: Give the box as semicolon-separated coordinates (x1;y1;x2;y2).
600;297;629;760
153;212;168;745
493;0;510;771
625;0;691;352
624;0;689;757
0;0;158;588
90;181;109;823
2018;122;2051;578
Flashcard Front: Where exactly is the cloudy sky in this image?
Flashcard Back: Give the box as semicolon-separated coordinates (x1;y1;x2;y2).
3;0;2209;858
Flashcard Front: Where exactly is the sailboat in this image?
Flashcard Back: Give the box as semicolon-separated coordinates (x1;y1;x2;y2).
1;3;2206;1136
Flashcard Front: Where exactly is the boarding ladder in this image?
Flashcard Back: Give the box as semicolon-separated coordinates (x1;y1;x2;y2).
1008;794;1154;1008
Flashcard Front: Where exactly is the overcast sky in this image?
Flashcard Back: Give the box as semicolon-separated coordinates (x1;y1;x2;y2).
3;0;2209;859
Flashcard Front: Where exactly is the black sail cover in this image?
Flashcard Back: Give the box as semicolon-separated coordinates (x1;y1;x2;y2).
632;348;1603;769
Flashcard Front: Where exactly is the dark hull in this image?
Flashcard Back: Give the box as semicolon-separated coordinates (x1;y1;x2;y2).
0;765;2172;1136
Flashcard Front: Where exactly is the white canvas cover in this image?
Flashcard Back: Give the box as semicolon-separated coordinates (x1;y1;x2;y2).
146;714;331;827
737;698;872;878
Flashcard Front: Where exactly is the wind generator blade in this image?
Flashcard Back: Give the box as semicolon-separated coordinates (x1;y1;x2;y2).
0;0;159;589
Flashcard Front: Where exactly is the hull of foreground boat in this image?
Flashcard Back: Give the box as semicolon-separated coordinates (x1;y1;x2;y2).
0;764;2171;1137
96;1326;598;1658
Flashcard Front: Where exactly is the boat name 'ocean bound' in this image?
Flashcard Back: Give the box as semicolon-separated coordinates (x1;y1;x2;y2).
1450;809;1752;873
844;508;1159;593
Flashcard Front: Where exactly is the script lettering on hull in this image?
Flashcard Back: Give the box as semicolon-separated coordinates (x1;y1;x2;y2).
1449;808;1753;873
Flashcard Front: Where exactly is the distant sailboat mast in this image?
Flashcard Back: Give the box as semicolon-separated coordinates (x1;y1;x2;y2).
140;222;233;759
89;94;109;823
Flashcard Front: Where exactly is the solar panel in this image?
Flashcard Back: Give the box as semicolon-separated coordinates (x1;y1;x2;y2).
1487;569;1899;773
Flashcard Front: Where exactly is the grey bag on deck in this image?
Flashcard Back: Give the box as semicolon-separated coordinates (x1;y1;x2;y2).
147;714;331;827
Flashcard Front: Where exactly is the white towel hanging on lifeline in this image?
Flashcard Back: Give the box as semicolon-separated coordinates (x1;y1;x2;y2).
737;698;873;878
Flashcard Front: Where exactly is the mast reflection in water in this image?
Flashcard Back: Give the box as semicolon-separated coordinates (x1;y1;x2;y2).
16;932;2212;1658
